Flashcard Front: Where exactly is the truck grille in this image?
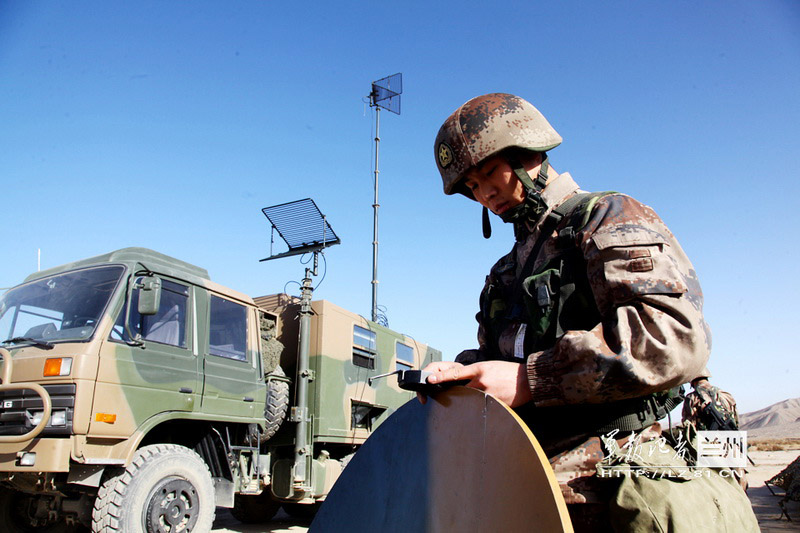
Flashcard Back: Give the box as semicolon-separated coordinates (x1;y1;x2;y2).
0;384;75;437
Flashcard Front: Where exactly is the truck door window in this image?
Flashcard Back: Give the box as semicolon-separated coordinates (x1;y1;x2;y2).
209;295;248;361
352;325;376;369
396;342;415;372
110;279;189;348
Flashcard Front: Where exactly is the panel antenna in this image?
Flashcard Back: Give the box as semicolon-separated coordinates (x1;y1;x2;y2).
368;73;402;326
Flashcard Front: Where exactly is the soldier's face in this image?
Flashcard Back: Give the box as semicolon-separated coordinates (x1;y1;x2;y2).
463;155;526;215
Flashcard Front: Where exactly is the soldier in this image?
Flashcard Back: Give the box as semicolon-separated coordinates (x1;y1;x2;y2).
424;93;713;531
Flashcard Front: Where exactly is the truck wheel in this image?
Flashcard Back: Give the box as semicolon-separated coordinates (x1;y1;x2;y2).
91;444;215;533
0;487;72;532
282;501;321;519
230;491;281;524
261;366;290;443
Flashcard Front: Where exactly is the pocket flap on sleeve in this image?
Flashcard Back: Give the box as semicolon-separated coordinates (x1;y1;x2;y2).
595;227;687;300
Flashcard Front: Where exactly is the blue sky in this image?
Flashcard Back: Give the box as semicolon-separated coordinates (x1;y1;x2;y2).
1;1;798;414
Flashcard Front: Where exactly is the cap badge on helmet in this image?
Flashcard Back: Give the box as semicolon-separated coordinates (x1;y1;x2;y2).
437;142;454;169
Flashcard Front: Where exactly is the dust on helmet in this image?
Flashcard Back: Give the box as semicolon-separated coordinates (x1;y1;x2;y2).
434;93;562;197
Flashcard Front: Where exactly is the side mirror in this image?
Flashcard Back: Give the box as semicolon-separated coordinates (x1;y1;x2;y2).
137;276;162;316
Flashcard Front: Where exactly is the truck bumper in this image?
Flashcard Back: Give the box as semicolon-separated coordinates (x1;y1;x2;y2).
0;438;72;472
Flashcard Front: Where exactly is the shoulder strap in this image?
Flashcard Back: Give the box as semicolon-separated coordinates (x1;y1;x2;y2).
515;191;614;347
515;191;611;288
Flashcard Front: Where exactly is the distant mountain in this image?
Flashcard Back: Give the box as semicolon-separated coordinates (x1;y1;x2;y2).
740;398;800;439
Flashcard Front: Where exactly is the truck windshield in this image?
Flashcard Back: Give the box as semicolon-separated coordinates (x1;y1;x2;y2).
0;265;124;346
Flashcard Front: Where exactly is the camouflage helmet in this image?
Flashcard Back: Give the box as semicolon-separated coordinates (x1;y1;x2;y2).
434;93;562;196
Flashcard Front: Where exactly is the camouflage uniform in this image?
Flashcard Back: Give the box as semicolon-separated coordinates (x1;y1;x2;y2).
455;171;711;507
435;94;712;528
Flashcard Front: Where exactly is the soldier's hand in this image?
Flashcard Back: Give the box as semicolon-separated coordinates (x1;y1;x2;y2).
419;360;532;408
416;362;465;404
691;378;715;405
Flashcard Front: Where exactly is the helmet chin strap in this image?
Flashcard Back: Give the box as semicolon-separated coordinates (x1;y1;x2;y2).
481;153;550;239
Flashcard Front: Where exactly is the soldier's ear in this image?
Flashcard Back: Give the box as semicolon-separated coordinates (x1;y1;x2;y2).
482;206;491;239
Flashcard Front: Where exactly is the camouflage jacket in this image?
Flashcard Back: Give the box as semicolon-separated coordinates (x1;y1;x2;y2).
456;172;711;503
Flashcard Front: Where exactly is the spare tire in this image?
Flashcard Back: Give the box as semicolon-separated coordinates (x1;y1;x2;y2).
261;366;290;443
259;312;284;375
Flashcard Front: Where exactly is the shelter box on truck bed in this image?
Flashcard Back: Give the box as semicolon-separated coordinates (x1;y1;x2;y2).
255;294;441;445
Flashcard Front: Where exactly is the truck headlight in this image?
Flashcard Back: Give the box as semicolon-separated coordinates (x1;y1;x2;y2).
29;409;66;427
50;410;67;427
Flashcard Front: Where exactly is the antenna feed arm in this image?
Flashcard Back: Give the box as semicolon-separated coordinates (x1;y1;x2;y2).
368;369;469;394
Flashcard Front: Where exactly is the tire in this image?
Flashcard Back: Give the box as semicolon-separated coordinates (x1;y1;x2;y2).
91;444;215;533
282;501;321;520
0;486;74;532
230;490;282;524
261;366;290;443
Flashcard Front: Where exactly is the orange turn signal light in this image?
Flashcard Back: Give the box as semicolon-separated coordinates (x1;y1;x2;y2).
95;413;117;424
43;358;72;377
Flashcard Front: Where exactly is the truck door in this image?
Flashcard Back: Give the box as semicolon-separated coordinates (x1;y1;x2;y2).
199;292;264;419
94;277;201;436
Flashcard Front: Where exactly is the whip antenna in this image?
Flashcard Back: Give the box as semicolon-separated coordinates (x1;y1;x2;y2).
368;72;402;325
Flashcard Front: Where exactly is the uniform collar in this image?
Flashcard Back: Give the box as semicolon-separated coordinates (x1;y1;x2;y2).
541;172;580;209
516;172;581;239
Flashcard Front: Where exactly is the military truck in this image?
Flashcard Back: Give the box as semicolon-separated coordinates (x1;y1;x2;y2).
0;247;440;531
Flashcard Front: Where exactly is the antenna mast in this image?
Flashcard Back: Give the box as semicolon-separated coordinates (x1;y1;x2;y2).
259;198;340;496
368;73;402;325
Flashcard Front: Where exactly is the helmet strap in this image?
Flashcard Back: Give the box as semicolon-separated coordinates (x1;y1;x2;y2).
507;153;549;189
478;152;550;238
535;155;549;189
500;153;550;224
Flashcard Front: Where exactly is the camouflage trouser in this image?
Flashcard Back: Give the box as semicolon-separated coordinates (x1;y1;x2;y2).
596;427;759;532
549;431;649;505
548;434;620;531
551;422;758;532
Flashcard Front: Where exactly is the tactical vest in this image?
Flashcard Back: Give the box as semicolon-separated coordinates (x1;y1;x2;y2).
483;192;684;436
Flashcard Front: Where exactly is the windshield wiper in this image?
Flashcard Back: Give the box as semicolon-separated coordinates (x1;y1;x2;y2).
1;337;54;350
